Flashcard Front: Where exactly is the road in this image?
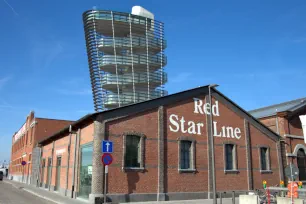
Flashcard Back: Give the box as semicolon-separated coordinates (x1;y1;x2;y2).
0;180;53;204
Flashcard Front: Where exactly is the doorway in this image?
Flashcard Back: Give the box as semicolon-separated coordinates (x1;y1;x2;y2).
78;144;93;199
55;157;62;191
297;149;306;181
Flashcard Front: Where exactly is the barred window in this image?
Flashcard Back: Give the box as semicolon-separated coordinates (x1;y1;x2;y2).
125;135;141;168
180;141;192;169
225;144;235;170
259;147;270;171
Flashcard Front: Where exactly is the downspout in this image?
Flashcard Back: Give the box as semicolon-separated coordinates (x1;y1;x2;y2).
49;141;55;191
65;125;72;196
71;129;79;198
37;145;43;187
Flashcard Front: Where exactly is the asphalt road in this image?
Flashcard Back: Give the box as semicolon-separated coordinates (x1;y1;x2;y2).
0;180;53;204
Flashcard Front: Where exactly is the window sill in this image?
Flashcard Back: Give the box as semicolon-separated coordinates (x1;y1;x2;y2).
178;169;196;173
122;167;145;173
224;170;239;174
260;170;272;174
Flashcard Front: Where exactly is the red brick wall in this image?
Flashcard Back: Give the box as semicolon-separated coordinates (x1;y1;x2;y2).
288;109;306;136
35;118;73;143
36;92;283;196
106;110;159;194
80;122;94;146
249;125;280;189
165;96;209;193
259;117;278;133
213;98;248;191
41;131;77;191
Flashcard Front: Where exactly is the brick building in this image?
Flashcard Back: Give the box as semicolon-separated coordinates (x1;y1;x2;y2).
9;111;73;184
29;86;287;203
250;97;306;182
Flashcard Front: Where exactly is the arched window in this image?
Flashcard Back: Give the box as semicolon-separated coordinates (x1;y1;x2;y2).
297;149;306;181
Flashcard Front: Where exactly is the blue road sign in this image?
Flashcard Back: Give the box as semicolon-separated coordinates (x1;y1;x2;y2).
102;153;113;166
102;140;113;153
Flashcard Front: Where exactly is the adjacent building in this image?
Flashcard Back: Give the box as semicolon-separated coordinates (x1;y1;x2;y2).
83;6;167;111
9;111;73;184
32;86;285;203
250;97;306;182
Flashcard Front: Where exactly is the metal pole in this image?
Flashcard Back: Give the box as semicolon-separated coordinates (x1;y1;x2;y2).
290;163;294;204
267;187;270;204
209;85;217;204
219;192;222;204
22;165;24;183
104;165;108;203
232;191;235;204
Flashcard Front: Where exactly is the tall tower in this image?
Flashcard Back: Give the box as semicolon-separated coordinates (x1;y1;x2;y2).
83;6;167;111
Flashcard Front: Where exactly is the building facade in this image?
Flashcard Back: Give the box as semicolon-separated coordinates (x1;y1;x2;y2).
250;98;306;182
34;86;285;203
83;7;167;111
9;111;73;184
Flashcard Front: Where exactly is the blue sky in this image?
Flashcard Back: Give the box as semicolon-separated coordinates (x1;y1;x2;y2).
0;0;306;162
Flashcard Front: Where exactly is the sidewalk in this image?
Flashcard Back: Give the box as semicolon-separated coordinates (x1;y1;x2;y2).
124;198;239;204
3;179;239;204
3;179;88;204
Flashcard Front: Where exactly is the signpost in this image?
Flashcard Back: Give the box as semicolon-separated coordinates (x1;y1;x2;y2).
101;140;113;203
21;161;26;183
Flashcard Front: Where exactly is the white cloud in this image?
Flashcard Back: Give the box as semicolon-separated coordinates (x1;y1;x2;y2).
293;37;306;43
169;72;192;83
56;88;92;96
3;0;19;16
0;76;11;90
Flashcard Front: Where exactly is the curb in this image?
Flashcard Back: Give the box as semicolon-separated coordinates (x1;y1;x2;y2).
3;180;61;204
22;188;62;204
3;180;19;189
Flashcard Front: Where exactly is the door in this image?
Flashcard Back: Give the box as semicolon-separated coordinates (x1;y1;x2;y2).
55;157;61;191
41;159;45;187
297;149;306;181
46;158;51;188
78;145;93;198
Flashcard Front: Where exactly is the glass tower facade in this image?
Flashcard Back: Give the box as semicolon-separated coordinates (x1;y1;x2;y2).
83;8;167;111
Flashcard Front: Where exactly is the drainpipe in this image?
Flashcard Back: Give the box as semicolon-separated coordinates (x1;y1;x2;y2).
37;145;43;187
49;141;55;191
71;129;80;198
65;125;73;196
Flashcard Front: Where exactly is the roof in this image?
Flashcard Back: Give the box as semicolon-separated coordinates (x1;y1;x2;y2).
249;97;306;118
39;85;281;145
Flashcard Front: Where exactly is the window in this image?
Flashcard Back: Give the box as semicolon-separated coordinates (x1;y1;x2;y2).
260;147;270;172
178;138;196;172
224;144;237;171
180;141;192;169
123;133;145;171
30;128;34;144
125;135;141;168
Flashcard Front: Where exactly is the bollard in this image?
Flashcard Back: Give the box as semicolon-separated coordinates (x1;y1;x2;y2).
219;192;222;204
232;191;235;204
